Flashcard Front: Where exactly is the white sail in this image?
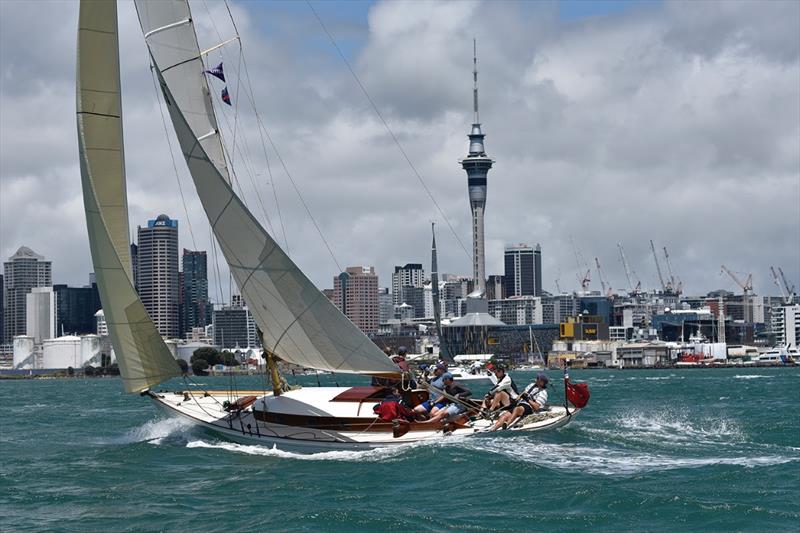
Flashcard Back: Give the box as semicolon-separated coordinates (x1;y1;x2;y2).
77;0;181;393
138;4;398;376
135;0;230;183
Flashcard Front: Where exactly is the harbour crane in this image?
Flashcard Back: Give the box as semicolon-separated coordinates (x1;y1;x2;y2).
617;242;641;294
770;265;796;304
662;246;682;295
650;240;669;293
721;264;754;323
595;257;613;296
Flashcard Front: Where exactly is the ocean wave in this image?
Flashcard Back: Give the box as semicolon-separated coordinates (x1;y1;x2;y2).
112;417;195;445
459;437;797;475
734;375;769;379
584;408;745;447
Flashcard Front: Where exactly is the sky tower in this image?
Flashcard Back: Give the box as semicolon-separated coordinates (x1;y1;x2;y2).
461;39;493;297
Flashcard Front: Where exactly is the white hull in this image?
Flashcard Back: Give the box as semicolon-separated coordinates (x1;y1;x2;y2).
147;387;578;453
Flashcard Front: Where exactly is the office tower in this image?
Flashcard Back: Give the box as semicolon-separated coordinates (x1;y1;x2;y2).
182;249;212;336
53;281;102;335
137;214;179;338
3;246;52;340
391;263;425;309
213;305;259;348
333;266;379;334
378;287;393;324
504;244;542;297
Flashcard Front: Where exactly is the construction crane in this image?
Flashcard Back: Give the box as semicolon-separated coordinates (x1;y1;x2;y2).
662;246;682;295
650;240;668;292
595;257;613;296
570;236;591;292
617;242;641;294
721;264;754;323
771;265;796;304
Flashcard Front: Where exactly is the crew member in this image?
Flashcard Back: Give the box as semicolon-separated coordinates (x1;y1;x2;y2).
482;364;518;413
490;373;549;431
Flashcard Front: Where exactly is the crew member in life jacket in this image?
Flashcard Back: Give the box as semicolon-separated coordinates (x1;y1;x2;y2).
373;385;416;422
413;362;448;419
482;364;519;413
420;373;473;425
490;373;549;431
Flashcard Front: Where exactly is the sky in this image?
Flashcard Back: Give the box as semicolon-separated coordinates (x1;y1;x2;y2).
1;0;798;305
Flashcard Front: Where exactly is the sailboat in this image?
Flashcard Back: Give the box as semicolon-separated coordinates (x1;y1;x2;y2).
77;0;583;452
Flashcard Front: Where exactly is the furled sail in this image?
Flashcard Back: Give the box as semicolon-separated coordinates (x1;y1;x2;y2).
137;1;399;376
77;0;181;393
134;0;230;183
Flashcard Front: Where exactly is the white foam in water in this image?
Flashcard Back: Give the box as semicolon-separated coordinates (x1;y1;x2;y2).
734;375;769;379
121;417;195;445
460;437;797;476
185;438;429;462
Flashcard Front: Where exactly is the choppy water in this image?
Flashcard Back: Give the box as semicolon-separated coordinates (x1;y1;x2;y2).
1;368;798;532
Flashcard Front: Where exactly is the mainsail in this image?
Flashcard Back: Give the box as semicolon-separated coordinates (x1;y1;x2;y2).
77;0;181;393
136;0;399;376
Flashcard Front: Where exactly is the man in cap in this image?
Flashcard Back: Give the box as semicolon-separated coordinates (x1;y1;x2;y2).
420;372;473;426
414;362;448;418
482;363;519;413
490;373;549;431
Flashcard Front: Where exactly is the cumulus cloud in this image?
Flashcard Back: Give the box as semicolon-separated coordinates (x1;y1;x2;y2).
0;0;797;303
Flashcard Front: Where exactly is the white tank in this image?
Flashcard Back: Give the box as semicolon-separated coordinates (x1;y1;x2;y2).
80;335;101;366
13;335;36;369
176;342;216;363
42;336;82;369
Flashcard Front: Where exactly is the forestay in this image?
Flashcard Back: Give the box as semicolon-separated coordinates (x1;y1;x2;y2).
135;0;230;183
77;0;181;393
139;5;399;377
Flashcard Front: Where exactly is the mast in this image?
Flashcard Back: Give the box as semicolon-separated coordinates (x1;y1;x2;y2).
431;223;452;363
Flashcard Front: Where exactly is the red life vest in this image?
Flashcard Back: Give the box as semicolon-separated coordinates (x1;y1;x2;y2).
373;400;414;422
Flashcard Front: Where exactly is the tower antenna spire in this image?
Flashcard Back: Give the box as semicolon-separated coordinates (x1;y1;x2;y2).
473;38;479;124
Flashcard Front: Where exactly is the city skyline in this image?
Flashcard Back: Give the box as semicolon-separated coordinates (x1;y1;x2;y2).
1;0;797;304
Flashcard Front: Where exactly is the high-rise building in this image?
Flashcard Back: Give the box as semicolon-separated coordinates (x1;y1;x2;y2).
26;287;56;343
3;246;52;340
378;287;393;324
182;249;212;336
504;244;542;298
130;243;139;293
53;281;101;335
137;214;179;338
0;274;4;345
213;304;259;348
333;266;379;334
772;304;799;349
391;263;425;306
460;41;493;296
486;274;505;300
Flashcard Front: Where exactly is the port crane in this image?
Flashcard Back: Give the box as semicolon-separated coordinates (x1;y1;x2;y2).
662;246;682;295
770;265;796;304
595;257;613;296
617;242;641;294
650;240;671;293
720;264;754;323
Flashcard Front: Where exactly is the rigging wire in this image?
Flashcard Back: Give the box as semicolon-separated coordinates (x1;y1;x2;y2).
306;0;473;264
147;65;198;251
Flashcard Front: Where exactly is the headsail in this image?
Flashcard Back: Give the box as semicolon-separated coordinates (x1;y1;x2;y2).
134;0;230;183
77;0;181;393
137;1;399;376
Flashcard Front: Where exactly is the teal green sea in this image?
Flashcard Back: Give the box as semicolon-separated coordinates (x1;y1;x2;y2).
1;368;798;532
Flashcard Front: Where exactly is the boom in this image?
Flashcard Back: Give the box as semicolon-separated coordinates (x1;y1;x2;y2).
617;242;640;294
650;240;667;292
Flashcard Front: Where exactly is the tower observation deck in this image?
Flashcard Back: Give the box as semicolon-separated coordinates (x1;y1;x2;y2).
461;39;493;297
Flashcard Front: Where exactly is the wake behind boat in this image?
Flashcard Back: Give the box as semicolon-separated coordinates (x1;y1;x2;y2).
76;0;589;453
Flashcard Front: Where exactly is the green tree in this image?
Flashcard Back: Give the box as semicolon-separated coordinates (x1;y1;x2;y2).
192;359;209;376
176;358;189;374
192;347;220;366
84;365;95;376
220;351;240;366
